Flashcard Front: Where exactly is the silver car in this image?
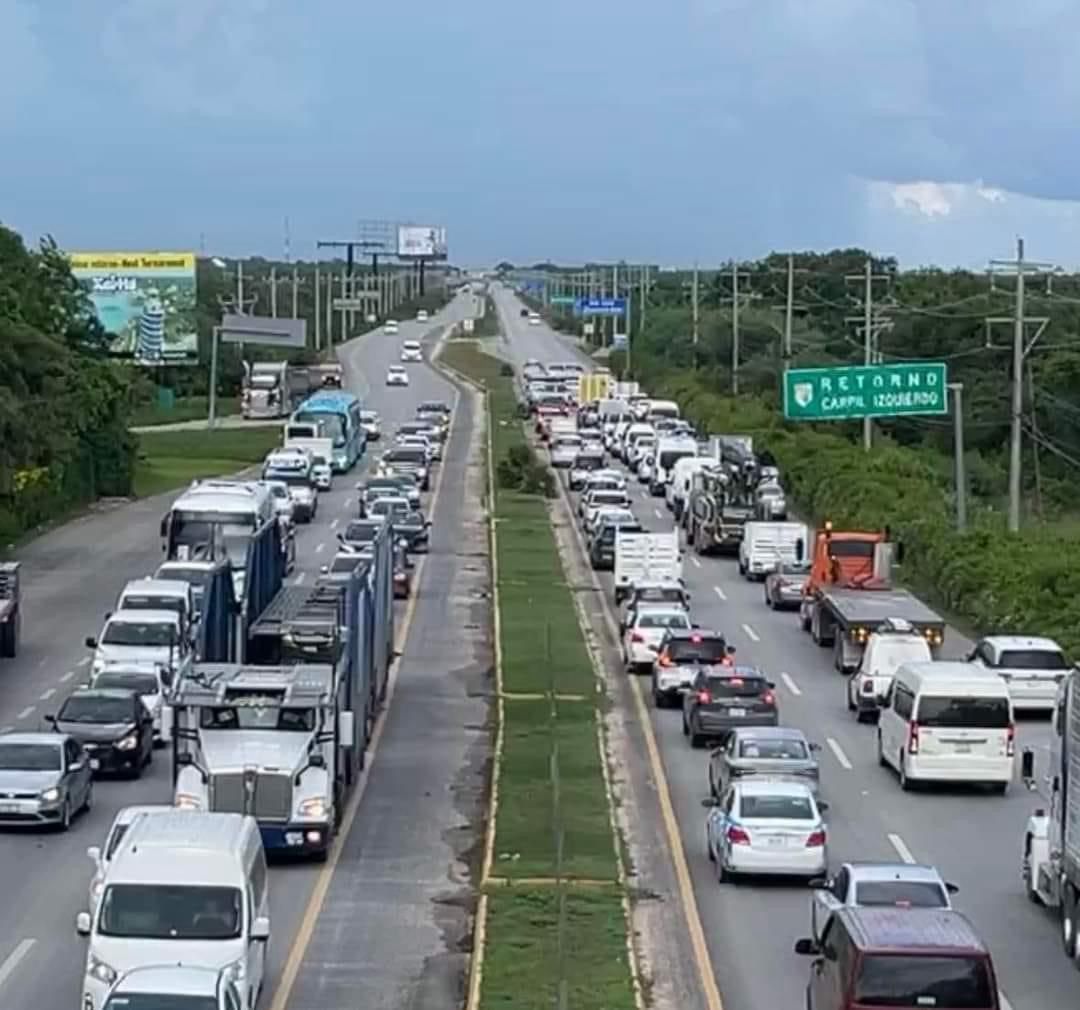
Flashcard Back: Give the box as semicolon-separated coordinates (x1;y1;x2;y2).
809;862;958;942
763;560;810;610
705;779;828;882
0;732;93;831
708;726;821;799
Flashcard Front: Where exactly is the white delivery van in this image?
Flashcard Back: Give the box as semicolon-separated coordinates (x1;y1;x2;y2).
115;578;197;647
877;661;1014;793
649;436;699;496
76;811;269;1010
621;423;655;463
666;457;712;519
645;399;680;423
738;521;809;580
614;531;682;604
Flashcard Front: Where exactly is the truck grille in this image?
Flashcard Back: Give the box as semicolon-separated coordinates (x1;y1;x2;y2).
210;770;292;821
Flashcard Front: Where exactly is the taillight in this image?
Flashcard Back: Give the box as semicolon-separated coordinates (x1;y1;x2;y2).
1007;724;1015;757
908;720;920;755
727;825;751;846
697;689;712;705
630;632;644;643
658;653;672;668
805;829;826;848
762;690;776;706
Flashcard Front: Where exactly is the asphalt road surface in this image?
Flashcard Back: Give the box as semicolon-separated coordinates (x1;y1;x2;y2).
0;288;487;1010
492;282;1062;1010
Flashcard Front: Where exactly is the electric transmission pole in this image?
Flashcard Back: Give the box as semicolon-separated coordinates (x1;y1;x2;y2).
845;259;893;450
692;264;700;368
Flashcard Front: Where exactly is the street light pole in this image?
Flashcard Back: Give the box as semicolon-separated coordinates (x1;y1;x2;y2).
947;382;967;532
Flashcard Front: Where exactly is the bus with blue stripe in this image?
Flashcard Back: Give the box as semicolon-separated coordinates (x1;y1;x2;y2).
292;391;366;472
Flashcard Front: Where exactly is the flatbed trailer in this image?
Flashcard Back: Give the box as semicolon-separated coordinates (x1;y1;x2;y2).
805;586;945;673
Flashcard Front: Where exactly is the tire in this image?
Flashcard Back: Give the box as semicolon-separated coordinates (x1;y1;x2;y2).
653;689;665;709
690;719;705;749
0;609;17;658
989;781;1009;796
877;732;888;767
682;713;690;736
765;591;774;609
706;828;715;862
1062;887;1079;960
846;683;856;712
898;752;915;791
81;783;93;814
58;800;71;833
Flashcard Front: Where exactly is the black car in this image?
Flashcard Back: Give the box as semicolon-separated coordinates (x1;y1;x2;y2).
47;688;154;778
681;663;778;749
340;519;384;552
589;520;645;570
380;448;429;490
394;510;432;552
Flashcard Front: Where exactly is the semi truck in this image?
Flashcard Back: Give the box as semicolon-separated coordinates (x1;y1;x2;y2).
0;562;20;658
798;522;945;673
242;362;319;419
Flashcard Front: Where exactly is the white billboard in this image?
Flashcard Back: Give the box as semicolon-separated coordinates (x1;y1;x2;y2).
397;225;448;260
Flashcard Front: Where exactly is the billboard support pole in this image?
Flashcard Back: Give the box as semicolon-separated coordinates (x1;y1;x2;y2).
419;259;426;297
208;327;221;430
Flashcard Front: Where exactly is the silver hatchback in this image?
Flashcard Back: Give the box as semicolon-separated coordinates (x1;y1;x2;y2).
708;726;821;799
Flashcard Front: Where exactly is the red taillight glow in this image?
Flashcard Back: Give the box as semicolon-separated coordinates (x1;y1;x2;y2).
908;721;920;755
762;690;776;706
697;690;712;704
729;677;744;686
630;632;644;643
727;826;751;846
805;829;826;848
1007;723;1015;757
658;653;672;668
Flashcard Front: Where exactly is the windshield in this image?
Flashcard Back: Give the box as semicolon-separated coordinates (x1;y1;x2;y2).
266;472;311;488
170;512;254;557
916;696;1010;729
330;555;365;572
739;794;814;819
344;522;378;543
99;883;243;940
997;648;1067;670
385;449;425;465
575;455;604;470
870;639;931;673
121;595;183;615
828;539;875;559
59;695;134;724
295;409;345;447
853;954;994;1008
371;500;409;518
0;743;61;771
590;491;627;506
635;587;685;605
102;621;177;647
636;612;690;630
738;738;808;760
105;995;218;1010
199;705;315;731
668;638;728;664
854;880;948;908
250;375;278;388
94;672;160;695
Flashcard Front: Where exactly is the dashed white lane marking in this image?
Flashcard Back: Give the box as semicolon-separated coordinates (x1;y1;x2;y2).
780;672;801;696
826;737;853;770
39;689;55;702
0;939;35;988
15;707;34;721
887;832;916;864
59;671;75;683
294;572;307;585
315;542;325;553
690;556;701;568
76;658;90;668
741;623;760;642
654;508;664;519
330;518;339;530
713;586;727;602
343;498;353;510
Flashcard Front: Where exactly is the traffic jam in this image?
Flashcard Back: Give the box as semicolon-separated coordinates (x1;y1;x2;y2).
522;356;1075;1010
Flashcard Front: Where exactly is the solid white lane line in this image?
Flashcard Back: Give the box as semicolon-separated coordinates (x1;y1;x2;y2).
76;657;90;667
315;542;325;553
741;623;760;642
39;689;55;702
15;707;34;721
690;556;701;568
0;939;35;988
887;832;916;864
330;518;339;530
780;672;801;696
826;737;853;770
713;586;727;602
59;671;75;683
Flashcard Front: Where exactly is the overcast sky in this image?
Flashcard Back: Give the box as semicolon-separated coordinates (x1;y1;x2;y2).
3;0;1078;268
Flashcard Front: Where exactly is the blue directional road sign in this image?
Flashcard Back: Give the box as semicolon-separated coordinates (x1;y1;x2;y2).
576;297;626;317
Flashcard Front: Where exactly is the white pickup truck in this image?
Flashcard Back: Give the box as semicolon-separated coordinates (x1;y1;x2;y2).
613;531;682;604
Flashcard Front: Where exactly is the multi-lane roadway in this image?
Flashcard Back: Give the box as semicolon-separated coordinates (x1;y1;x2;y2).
492;283;1066;1010
0;289;488;1010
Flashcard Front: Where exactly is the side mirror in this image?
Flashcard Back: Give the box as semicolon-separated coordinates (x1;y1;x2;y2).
308;753;326;769
817;800;829;812
807;877;828;889
176;752;193;766
877;694;890;708
251;916;271;941
85;637;97;649
809;742;821;752
87;845;102;866
319;565;329;574
70;761;85;773
794;938;819;956
727;645;737;655
700;796;719;807
426;520;433;527
692;622;701;629
945;882;959;894
767;681;776;690
44;713;56;724
75;912;91;936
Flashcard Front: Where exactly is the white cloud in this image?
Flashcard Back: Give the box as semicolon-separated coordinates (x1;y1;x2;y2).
889;182;953;218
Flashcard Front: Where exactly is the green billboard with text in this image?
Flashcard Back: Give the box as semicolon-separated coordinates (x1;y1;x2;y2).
783;362;948;421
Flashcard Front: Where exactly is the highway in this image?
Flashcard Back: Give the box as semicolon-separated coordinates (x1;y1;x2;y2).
0;288;486;1010
492;283;1067;1010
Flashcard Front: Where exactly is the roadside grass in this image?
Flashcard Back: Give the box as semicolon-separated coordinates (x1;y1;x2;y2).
130;396;238;427
134;428;280;497
438;339;635;1010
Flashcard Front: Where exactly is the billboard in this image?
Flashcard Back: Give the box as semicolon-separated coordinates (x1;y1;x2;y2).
69;251;198;365
397;225;448;260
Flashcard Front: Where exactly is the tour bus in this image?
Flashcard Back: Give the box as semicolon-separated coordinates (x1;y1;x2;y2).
292;391;365;472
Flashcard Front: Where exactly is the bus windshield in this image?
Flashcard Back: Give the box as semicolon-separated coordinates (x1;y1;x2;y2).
169;512;255;561
294;410;345;447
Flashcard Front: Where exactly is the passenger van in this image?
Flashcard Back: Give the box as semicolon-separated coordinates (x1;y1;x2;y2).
666;456;712;520
645;399;680;423
877;661;1014;792
738;521;808;580
795;905;1001;1010
76;811;269;1010
115;578;197;645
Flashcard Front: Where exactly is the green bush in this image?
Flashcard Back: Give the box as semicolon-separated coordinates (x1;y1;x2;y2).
497;444;555;498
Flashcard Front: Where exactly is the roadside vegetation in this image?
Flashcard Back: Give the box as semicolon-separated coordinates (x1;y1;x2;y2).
130;395;239;427
133;428;281;497
437;340;636;1010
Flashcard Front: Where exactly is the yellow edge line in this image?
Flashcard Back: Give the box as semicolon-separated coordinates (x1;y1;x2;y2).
268;324;461;1010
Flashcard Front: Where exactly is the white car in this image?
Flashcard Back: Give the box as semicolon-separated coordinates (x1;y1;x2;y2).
528;312;541;326
550;435;583;468
359;410;382;441
417;309;429;321
965;634;1069;712
586;506;636;538
635;452;654;483
397;434;437;463
400;340;423;362
384;319;399;335
705;779;828;882
311;455;333;491
86;805;173;913
623;607;691;672
386;366;410;386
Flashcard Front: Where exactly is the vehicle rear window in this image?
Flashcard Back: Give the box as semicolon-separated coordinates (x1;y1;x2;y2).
916;696;1010;729
854;880;948;908
668;638;728;664
827;540;875;558
635;587;685;605
708;674;768;697
344;523;378;542
591;491;626;504
637;613;690;630
997;648;1067;670
739;795;813;820
575;455;604;470
853;954;994;1008
738;739;807;760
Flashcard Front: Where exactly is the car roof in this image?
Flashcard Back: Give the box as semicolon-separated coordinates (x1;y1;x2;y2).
981;634;1062;652
66;686;138;702
106;609;180;625
843;862;947;884
113;804;175;827
728;726;807;743
734;778;814;798
120;578;190;598
838;907;987;953
664;628;724;640
0;732;63;747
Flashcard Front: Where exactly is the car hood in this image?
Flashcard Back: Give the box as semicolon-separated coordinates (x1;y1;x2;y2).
90;937;244;979
199;730;311;773
94;644;173;667
0;769;61;793
56;720;137;743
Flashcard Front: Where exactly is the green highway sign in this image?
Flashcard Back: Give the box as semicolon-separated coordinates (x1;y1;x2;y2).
550;295;577;305
783;362;948;421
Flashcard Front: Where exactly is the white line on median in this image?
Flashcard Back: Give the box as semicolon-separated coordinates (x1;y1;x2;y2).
826;737;853;770
330;518;339;530
15;707;34;721
39;688;55;702
887;832;916;864
741;623;760;642
780;672;801;696
59;671;74;683
713;586;727;602
0;939;35;988
690;556;701;568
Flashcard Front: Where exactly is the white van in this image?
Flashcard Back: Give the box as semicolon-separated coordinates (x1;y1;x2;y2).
738;521;808;580
620;423;655;463
115;578;197;646
77;811;269;1010
666;457;711;519
847;618;933;722
86;610;190;680
645;399;680;423
877;661;1014;793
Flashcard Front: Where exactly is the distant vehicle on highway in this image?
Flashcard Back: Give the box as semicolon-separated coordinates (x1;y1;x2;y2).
385;365;410;387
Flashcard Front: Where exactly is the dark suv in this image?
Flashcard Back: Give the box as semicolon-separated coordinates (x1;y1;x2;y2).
681;663;777;748
794;906;1001;1010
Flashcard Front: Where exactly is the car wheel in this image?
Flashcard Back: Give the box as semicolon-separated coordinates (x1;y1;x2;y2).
690;720;705;749
846;682;856;712
81;783;93;813
682;712;689;736
58;799;71;832
765;590;773;609
653;688;665;709
898;752;915;791
706;827;715;862
1063;887;1079;959
876;731;888;767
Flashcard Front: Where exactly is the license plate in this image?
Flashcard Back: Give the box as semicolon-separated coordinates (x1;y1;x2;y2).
765;836;787;847
727;707;747;718
0;804;19;814
954;744;971;754
90;759;100;770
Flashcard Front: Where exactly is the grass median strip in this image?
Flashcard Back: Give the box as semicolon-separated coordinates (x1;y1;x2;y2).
134;427;282;496
438;340;636;1010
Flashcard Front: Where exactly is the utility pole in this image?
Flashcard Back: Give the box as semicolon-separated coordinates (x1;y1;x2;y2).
988;238;1055;532
291;267;300;318
314;262;322;350
732;260;741;395
691;263;700;369
270;266;278;318
948;382;967;532
784;254;795;360
844;258;893;450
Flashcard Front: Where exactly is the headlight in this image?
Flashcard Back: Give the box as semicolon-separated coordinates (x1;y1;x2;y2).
299;797;328;820
175;792;202;810
40;786;61;803
116;733;138;751
88;953;118;986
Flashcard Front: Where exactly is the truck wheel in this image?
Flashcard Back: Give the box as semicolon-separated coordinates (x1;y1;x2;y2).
833;637;846;674
1062;887;1079;959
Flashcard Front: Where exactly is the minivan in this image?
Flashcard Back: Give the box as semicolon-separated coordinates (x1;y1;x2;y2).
795;905;1001;1010
877;661;1014;792
77;811;269;1010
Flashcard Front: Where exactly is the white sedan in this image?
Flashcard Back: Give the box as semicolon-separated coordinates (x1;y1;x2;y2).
385;366;409;387
384;319;399;335
705;780;829;882
623;607;691;672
